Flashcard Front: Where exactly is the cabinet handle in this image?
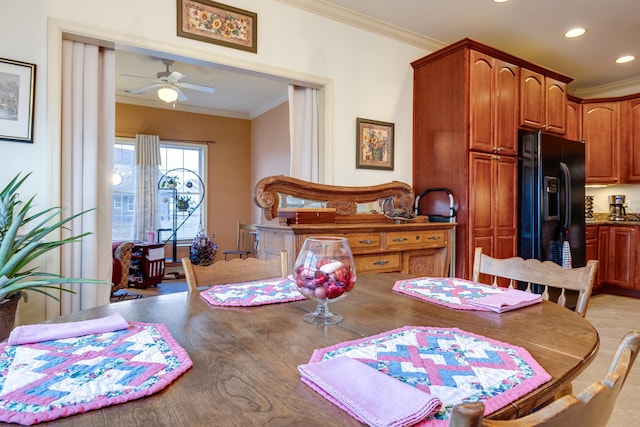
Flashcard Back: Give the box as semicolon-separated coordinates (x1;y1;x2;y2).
427;236;441;241
494;147;503;152
373;260;389;266
493;155;500;160
359;239;375;245
392;237;408;242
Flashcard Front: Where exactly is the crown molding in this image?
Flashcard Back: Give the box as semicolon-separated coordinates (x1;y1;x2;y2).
275;0;444;51
571;76;640;99
115;94;251;119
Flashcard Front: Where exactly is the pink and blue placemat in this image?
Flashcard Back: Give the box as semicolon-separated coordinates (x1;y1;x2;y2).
393;277;505;310
306;326;551;426
200;277;305;307
0;321;192;425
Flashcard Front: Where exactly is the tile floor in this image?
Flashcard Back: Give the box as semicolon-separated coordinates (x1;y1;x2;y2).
572;293;640;426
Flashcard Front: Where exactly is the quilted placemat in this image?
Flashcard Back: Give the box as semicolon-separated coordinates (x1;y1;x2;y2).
200;277;305;307
307;326;551;425
0;322;192;426
393;277;505;310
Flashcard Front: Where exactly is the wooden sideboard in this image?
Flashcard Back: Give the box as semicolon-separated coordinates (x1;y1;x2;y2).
256;222;454;277
253;175;456;277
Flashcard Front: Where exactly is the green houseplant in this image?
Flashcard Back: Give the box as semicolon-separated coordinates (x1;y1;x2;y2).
160;175;180;189
0;172;106;339
176;195;191;211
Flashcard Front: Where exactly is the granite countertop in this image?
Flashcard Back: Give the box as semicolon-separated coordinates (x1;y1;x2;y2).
586;213;640;225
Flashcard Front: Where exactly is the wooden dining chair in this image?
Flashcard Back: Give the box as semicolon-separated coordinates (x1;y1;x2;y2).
448;330;640;427
472;247;598;317
222;223;258;259
182;250;288;292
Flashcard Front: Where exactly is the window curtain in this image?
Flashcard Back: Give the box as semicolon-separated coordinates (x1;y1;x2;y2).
288;85;319;182
134;134;161;242
60;40;114;314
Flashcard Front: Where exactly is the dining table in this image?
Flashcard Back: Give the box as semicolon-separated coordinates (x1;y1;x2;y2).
21;273;599;426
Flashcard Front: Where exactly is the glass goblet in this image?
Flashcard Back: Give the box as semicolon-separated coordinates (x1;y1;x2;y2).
293;236;356;325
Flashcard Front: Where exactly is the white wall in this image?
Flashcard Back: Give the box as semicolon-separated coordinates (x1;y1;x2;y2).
0;0;430;321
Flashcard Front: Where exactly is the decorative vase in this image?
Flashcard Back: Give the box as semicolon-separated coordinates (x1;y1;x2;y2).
292;236;356;325
0;293;21;342
372;148;384;161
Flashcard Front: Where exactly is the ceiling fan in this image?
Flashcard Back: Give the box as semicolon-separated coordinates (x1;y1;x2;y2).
122;59;215;103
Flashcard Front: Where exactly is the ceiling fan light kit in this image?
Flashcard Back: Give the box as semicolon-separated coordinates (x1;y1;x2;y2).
123;58;215;104
158;86;179;103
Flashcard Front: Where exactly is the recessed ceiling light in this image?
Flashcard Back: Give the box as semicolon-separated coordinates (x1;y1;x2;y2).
492;0;510;3
616;55;636;64
564;28;587;38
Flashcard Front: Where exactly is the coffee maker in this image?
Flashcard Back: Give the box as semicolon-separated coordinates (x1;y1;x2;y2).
608;195;627;221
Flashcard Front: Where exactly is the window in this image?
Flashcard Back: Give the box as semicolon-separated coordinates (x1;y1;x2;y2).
112;139;206;243
158;144;206;243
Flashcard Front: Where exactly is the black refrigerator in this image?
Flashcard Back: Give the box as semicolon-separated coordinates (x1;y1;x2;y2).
518;130;586;269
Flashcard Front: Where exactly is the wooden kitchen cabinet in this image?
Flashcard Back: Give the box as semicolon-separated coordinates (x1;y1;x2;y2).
583;101;620;184
412;39;570;278
606;225;637;289
520;68;567;135
469;152;518;262
623;97;640;182
585;225;599;288
565;97;582;141
597;225;609;287
469;50;519;156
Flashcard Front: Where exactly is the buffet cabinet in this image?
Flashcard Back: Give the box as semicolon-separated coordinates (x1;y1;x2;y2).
256;222;455;277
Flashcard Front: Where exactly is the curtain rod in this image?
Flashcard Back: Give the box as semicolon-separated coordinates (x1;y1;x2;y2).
116;132;216;144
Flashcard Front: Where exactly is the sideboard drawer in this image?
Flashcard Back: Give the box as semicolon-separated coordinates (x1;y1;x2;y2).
355;252;402;273
385;230;447;250
302;232;383;253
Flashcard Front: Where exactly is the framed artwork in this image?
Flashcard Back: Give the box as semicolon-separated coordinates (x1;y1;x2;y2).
356;118;394;170
177;0;258;53
0;58;36;143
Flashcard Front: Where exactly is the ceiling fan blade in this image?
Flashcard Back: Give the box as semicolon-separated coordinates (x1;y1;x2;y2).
123;83;162;94
179;82;215;93
167;71;186;83
121;73;162;83
174;86;189;102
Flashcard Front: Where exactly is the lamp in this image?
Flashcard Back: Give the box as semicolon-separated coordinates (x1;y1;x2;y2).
158;86;178;103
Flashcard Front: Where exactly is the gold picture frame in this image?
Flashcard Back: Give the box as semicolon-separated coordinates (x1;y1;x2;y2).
0;58;36;143
356;118;394;170
177;0;257;53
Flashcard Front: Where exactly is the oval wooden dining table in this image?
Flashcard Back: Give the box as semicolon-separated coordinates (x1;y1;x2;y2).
38;273;598;426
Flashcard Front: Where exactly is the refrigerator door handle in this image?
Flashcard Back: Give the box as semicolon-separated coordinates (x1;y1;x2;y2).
560;162;571;231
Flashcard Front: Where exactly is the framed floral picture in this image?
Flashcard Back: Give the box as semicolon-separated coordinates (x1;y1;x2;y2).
356;118;394;170
0;58;36;143
177;0;257;53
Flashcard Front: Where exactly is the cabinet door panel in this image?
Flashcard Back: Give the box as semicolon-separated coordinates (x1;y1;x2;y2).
624;98;640;182
494;60;519;155
607;226;635;288
583;102;619;184
494;156;518;259
520;69;545;130
597;226;609;286
403;249;446;277
469;153;494;267
546;78;567;135
469;51;494;153
566;100;582;141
